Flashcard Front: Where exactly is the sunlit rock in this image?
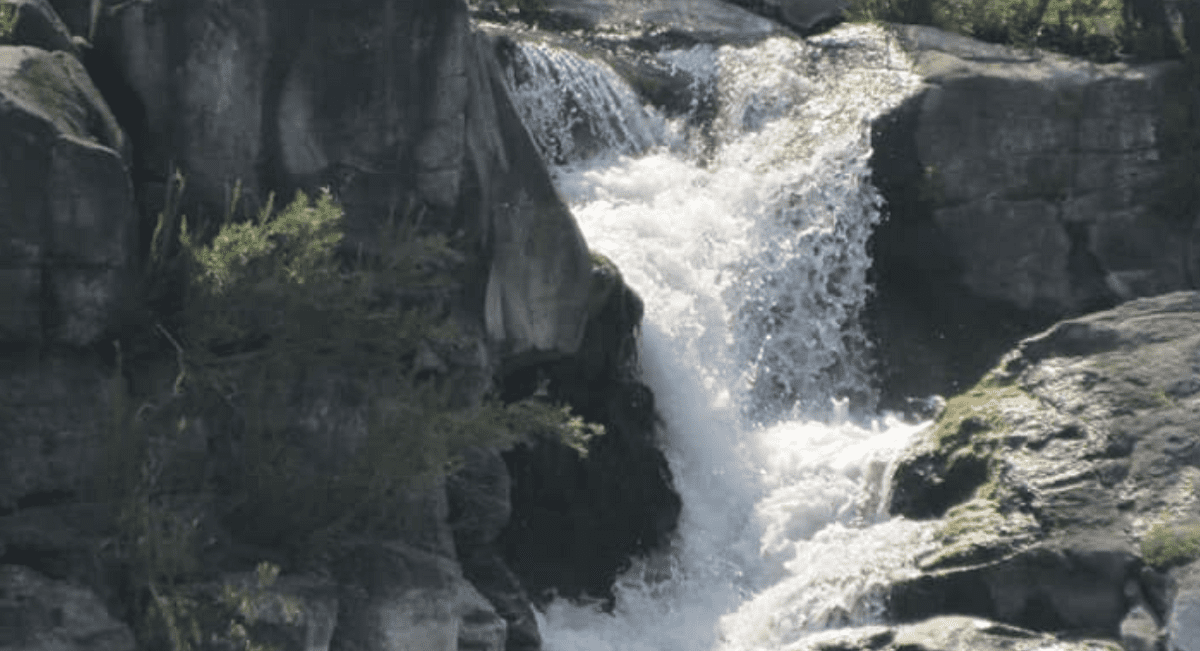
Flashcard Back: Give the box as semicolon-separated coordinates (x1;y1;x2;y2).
888;292;1200;638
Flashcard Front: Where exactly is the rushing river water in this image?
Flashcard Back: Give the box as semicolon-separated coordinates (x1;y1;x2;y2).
502;23;940;651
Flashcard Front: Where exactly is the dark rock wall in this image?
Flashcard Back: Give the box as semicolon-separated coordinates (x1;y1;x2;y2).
0;2;686;650
869;25;1200;406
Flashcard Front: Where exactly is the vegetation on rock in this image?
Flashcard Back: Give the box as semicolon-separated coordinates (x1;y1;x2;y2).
1142;518;1200;569
0;4;15;40
103;180;603;649
847;0;1182;61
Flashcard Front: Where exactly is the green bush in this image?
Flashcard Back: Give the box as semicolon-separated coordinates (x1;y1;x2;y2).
847;0;1143;61
0;4;16;40
1142;519;1200;569
106;184;604;648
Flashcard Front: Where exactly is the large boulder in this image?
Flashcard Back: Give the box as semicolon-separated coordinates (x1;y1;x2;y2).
0;0;78;54
497;255;681;607
868;25;1199;404
0;45;135;348
89;0;592;361
887;292;1200;644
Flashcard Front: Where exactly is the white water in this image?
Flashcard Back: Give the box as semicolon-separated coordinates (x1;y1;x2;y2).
503;25;939;651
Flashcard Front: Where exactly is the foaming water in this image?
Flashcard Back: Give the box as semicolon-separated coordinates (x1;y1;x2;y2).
503;24;935;651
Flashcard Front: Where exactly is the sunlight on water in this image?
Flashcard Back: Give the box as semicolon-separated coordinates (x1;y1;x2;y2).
502;23;935;651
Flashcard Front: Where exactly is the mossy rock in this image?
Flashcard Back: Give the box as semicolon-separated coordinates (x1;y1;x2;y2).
891;372;1041;518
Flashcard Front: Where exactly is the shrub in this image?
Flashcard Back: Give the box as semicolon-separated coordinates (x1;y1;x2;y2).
1142;519;1200;569
0;4;16;40
848;0;1136;62
106;184;605;647
139;185;603;551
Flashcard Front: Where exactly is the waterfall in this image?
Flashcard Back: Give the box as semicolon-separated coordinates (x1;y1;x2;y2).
501;24;939;651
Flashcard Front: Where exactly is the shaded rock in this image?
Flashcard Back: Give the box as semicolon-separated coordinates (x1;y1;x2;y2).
328;540;505;651
0;0;78;54
0;354;113;511
0;564;135;651
0;45;135;348
887;292;1200;638
447;447;542;650
868;24;1199;406
498;256;680;606
43;0;96;41
447;446;512;550
0;504;115;589
458;548;541;651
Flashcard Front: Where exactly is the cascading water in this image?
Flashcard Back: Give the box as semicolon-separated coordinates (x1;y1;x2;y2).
501;24;938;651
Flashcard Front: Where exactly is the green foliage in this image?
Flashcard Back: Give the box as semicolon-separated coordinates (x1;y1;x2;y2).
108;182;606;648
0;4;16;40
1142;519;1200;569
847;0;1135;61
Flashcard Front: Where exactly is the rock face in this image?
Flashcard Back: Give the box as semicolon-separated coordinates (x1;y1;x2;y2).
0;45;135;348
887;292;1200;647
86;0;592;361
0;564;135;651
497;255;680;607
534;0;782;43
0;1;683;650
869;25;1200;404
0;0;78;54
785;616;1119;651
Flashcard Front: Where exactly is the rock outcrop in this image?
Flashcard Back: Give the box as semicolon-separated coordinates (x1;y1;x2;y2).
1;0;682;649
532;0;782;43
887;291;1200;648
868;25;1200;404
0;564;135;651
0;45;134;349
497;254;681;607
784;616;1121;651
83;0;592;362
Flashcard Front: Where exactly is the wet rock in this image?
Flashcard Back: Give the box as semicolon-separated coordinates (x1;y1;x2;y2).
0;564;135;651
448;446;512;550
869;24;1199;405
888;292;1200;639
498;255;680;607
0;45;135;348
